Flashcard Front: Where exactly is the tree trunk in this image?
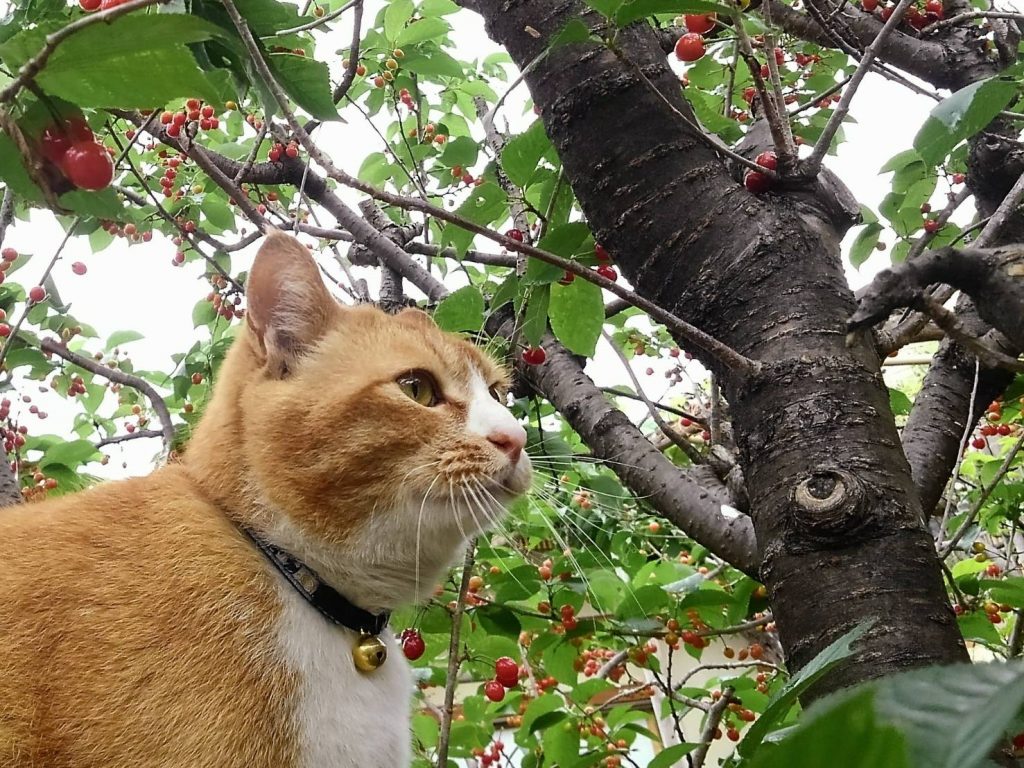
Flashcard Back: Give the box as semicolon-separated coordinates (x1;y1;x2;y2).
474;1;968;698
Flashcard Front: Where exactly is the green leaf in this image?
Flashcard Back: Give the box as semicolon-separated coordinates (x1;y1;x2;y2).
192;298;217;328
648;743;699;768
201;196;235;232
550;18;595;48
849;222;882;268
542;720;579;765
105;330;144;351
528;710;569;735
522;284;551;347
889;388;912;417
614;0;730;26
549;277;603;357
740;621;871;757
396;17;450;46
584;0;624;20
384;0;414;40
475;604;522;636
400;48;464;79
914;75;1019;166
268;54;339;121
749;688;909;768
433;285;485;332
5;15;227;108
525;222;591;285
873;662;1024;768
227;0;299;34
59;188;123;219
40;439;102;469
0;132;43;202
501;121;551;188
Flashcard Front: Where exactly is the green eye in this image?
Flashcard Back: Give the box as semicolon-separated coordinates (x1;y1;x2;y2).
397;371;440;407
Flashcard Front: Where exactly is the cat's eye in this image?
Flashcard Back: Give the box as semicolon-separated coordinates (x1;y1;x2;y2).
488;385;505;403
397;371;440;407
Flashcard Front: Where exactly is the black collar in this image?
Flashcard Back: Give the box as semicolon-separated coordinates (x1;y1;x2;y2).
241;526;390;636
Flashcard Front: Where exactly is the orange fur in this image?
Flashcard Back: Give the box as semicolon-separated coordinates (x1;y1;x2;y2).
0;231;529;767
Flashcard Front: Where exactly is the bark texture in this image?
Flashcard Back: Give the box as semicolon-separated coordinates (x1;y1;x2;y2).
474;0;968;696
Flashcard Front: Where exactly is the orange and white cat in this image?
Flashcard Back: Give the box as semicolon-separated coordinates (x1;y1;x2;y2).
0;230;531;767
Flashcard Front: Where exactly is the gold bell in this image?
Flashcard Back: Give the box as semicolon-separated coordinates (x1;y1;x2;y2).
352;634;387;673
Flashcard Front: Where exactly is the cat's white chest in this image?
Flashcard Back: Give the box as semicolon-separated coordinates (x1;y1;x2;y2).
274;582;413;768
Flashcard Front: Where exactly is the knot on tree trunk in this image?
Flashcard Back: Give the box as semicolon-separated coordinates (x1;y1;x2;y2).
791;468;866;536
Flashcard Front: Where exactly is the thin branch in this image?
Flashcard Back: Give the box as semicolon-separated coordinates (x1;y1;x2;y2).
41;338;174;452
803;0;918;174
600;387;705;423
436;543;475;768
941;429;1024;558
691;686;734;768
922;298;1023;371
924;9;1024;34
0;0;171;106
97;428;163;448
275;0;359;36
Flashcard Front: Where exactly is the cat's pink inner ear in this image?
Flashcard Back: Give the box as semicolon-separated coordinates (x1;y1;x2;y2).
246;231;337;376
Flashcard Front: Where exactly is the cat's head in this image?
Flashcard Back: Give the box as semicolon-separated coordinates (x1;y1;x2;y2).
189;231;531;609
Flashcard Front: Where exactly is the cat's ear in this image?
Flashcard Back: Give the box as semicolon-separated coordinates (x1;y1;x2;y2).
395;307;436;329
246;230;336;377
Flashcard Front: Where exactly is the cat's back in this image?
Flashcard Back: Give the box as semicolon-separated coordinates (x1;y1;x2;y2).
0;465;296;768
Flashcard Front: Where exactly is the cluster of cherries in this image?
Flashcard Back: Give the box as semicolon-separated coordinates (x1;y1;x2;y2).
470;740;505;767
268;141;300;162
406;121;448;145
862;0;944;28
372;50;404;88
673;13;716;62
0;400;27;456
744;151;778;195
483;656;520;702
159;99;220;139
449;164;480;187
971;398;1017;450
0;248;45;312
38;116;114;191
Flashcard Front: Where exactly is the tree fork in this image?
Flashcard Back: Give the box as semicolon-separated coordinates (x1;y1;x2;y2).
473;0;969;697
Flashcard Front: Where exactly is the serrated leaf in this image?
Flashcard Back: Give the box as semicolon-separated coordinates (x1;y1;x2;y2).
395;17;450;46
649;743;699;768
3;15;227;108
192;298;217;328
740;621;871;758
400;48;464;79
40;439;101;469
880;149;922;174
914;75;1019;166
849;222;882;268
201;196;235;232
433;285;484;332
549;277;603;356
384;0;414;40
525;222;591;284
501;121;551;188
268;54;339;121
105;330;144;351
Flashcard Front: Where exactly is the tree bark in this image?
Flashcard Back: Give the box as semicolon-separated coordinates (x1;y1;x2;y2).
473;0;968;698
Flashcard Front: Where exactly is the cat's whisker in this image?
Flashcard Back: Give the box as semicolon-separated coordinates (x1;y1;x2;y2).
415;473;444;602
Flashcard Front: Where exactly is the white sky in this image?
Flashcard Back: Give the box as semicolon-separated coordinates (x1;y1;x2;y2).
0;1;980;478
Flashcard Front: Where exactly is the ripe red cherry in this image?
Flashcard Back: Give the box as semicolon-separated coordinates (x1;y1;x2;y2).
400;629;425;660
484;680;506;702
684;13;715;34
880;5;894;19
972;437;987;449
596;264;618;281
28;286;45;303
558;271;575;285
952;173;965;184
505;228;524;242
594;243;610;262
0;248;15;262
755;151;778;171
61;142;114;190
924;0;942;13
39;117;93;164
71;262;87;276
0;324;10;338
79;0;101;11
744;170;772;194
674;33;705;62
522;346;546;366
862;0;879;10
923;219;941;234
495;657;519;688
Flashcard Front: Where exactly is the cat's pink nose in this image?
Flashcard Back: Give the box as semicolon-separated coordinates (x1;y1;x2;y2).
488;428;525;463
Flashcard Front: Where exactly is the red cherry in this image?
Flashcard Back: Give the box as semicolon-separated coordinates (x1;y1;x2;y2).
862;0;879;10
558;271;575;285
505;228;524;242
596;264;618;281
495;657;519;687
79;0;102;11
0;248;15;262
754;151;778;171
1013;732;1024;750
0;324;10;338
923;219;941;234
594;243;610;262
401;629;425;660
684;13;715;34
674;33;705;62
880;5;894;20
39;118;92;165
972;437;987;449
61;142;114;190
285;144;299;159
742;87;756;103
952;173;966;184
28;286;45;303
744;170;772;194
522;346;546;366
773;47;785;65
924;0;942;13
71;262;87;276
997;424;1012;436
484;680;506;702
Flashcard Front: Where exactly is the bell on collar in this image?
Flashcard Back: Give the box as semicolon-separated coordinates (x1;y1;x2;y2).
353;633;388;673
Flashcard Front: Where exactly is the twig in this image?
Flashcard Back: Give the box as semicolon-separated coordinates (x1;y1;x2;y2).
760;2;797;159
233;121;269;185
603;331;703;463
710;374;722;446
41;338;174;452
938;359;980;535
974;165;1024;248
691;686;734;768
0;0;171;105
436;543;475;768
0;188;14;250
803;0;918;174
905;187;973;262
97;428;163;448
941;429;1024;558
924;9;1024;34
922;299;1023;371
275;0;359;36
599;387;705;423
